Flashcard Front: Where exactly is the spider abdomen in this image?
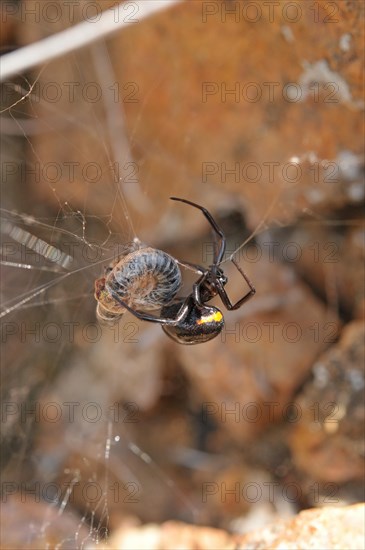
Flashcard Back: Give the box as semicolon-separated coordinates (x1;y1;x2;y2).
161;298;225;344
105;247;181;311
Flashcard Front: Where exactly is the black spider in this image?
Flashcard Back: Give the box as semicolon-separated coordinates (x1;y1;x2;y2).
108;197;256;344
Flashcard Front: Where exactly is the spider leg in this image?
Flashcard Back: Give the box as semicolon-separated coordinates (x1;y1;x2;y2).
216;258;256;310
170;197;226;264
191;272;210;306
176;259;205;275
108;289;191;326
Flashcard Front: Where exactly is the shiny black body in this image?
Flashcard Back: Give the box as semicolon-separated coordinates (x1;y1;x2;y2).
161;297;225;344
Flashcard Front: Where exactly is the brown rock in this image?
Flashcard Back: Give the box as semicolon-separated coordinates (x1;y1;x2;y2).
283;221;365;319
235;503;365;550
174;256;339;443
109;520;236;550
108;505;365;550
12;1;364;242
290;321;365;485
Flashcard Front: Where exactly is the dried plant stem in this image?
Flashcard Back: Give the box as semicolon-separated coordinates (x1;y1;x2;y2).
0;0;183;82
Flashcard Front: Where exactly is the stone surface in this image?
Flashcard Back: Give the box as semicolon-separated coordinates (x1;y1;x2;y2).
174;255;340;444
283;221;365;319
290;321;365;486
1;2;364;547
10;1;364;242
107;505;365;550
235;503;365;550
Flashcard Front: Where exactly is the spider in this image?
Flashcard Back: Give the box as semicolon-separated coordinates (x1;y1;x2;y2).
94;197;256;344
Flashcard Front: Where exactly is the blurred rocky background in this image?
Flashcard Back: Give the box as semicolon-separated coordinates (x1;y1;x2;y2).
1;0;364;548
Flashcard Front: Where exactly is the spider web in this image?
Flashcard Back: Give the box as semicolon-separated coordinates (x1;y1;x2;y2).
1;7;202;548
1;2;364;548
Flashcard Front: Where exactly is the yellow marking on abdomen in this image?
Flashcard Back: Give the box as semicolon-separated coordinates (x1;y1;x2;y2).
197;311;223;325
